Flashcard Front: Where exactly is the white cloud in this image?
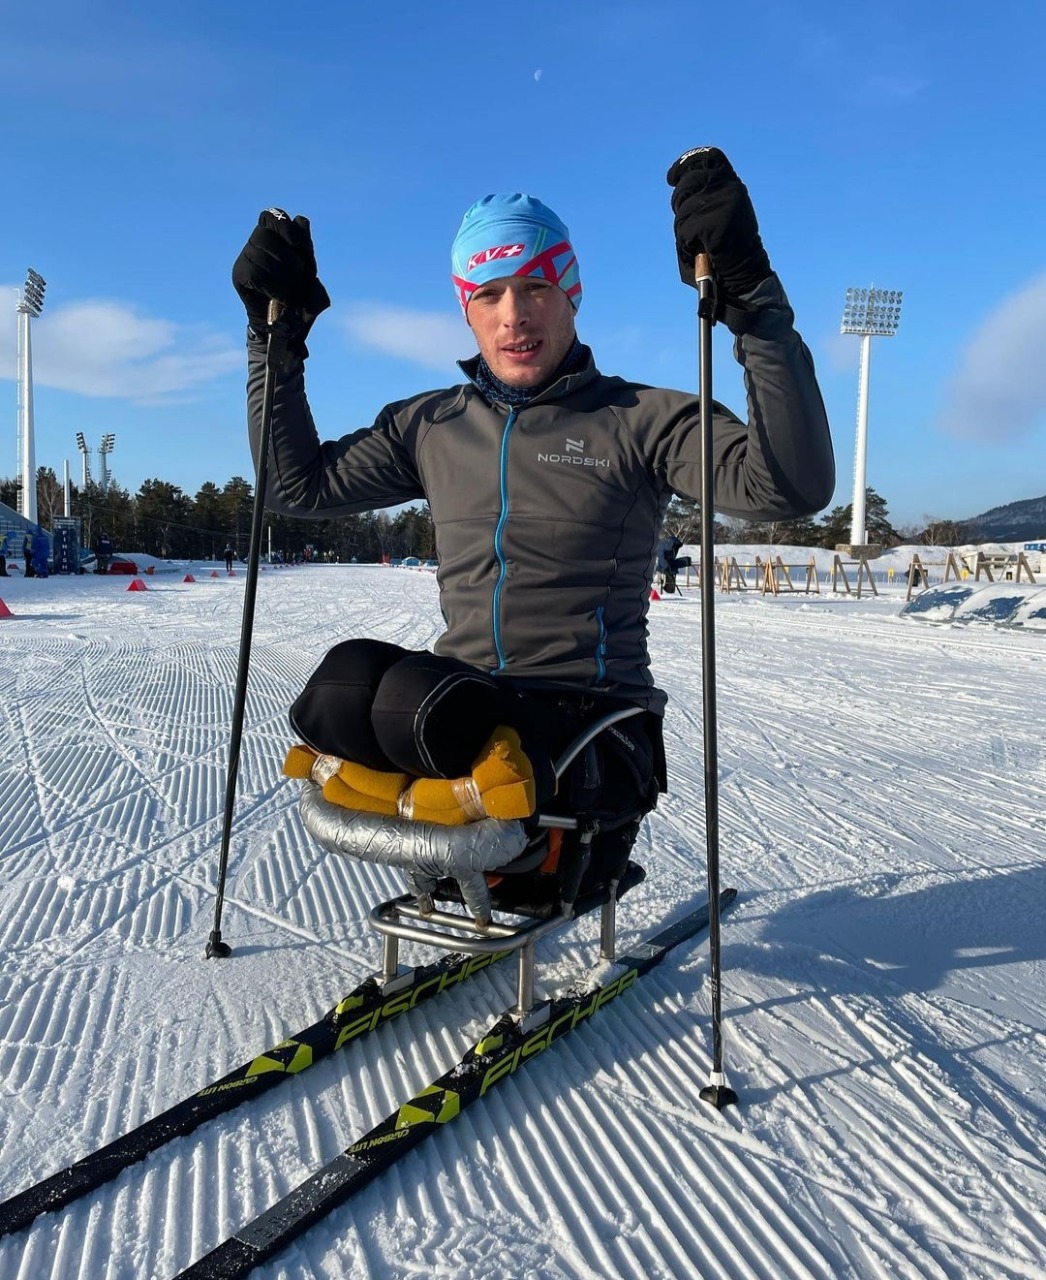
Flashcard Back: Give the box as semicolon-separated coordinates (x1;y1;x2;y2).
819;329;860;375
939;271;1046;441
0;294;241;403
341;304;471;372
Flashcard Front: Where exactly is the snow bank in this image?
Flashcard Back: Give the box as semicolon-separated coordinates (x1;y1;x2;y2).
901;581;1046;628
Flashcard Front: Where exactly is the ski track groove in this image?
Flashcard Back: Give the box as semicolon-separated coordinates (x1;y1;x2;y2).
487;1109;625;1280
829;994;1046;1264
572;1029;837;1280
706;997;962;1280
172;976;514;1274
725;980;1046;1279
600;1001;856;1278
654;601;1046;893
477;1101;619;1280
943;1026;1046;1171
1;954;121;1101
558;1087;738;1279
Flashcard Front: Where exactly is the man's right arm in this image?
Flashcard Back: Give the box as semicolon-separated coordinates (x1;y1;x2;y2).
233;209;426;517
246;338;425;517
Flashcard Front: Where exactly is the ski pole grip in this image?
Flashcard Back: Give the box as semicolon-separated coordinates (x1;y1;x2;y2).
264;298;288;372
694;253;712;284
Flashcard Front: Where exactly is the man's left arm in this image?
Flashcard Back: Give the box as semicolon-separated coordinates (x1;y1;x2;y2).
663;148;835;520
715;272;834;519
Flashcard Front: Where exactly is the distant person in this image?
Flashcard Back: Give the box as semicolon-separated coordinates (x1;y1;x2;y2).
23;533;35;578
0;549;8;577
655;534;692;594
224;543;236;572
95;532;113;574
31;527;50;578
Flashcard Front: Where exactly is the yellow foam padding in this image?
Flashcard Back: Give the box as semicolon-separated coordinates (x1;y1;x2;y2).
282;727;535;825
282;744;318;778
401;726;535;824
321;772;401;817
281;744;406;817
328;758;409;806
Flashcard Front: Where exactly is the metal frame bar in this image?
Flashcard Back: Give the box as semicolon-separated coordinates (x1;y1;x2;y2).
552;705;643;777
369;894;580;1019
369;895;571;956
364;706;646;1017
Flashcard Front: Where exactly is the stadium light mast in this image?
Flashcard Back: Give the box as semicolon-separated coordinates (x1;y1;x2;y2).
16;268;46;525
76;432;92;488
99;432;116;494
840;285;902;550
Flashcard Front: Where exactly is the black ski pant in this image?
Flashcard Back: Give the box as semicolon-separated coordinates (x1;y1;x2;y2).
288;639;599;795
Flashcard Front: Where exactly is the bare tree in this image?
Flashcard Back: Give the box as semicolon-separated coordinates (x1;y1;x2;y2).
36;467;64;526
920;516;967;547
662;495;700;543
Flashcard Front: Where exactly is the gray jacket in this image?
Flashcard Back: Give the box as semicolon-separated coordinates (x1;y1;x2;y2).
247;274;833;711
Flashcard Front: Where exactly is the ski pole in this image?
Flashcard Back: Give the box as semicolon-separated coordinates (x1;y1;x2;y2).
206;299;286;959
694;253;738;1109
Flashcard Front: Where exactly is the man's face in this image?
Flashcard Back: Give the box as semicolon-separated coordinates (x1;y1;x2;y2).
466;275;576;388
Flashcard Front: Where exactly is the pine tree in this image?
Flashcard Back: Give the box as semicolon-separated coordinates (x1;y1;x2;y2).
818;488;898;548
136;479;192;557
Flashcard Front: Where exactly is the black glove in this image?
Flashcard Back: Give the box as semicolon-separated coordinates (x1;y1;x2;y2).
232;208;331;357
666;148;772;298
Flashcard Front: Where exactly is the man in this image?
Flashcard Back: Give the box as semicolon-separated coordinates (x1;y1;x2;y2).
232;148;834;831
655;534;691;594
224;543;236;573
27;527;50;579
95;531;113;574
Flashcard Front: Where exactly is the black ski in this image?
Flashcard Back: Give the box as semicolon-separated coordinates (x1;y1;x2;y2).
0;948;509;1239
178;889;737;1280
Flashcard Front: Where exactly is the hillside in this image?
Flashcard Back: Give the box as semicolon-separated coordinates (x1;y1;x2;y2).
961;492;1046;542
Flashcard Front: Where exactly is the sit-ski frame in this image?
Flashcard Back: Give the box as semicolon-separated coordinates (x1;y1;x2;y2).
367;707;644;1028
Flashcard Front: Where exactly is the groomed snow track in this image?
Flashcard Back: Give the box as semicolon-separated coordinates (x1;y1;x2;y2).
1;566;1044;1278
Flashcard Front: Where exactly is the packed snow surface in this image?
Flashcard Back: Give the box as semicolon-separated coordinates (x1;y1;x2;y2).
0;562;1044;1279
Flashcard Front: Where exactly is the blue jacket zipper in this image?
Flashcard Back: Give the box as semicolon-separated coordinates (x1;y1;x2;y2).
490;408;518;672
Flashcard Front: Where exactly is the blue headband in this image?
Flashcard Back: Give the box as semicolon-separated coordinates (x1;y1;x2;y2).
451;193;582;314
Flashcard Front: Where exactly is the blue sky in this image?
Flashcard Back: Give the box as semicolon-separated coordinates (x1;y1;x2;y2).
2;0;1044;529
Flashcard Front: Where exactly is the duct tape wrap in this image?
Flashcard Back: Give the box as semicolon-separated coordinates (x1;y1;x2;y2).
299;781;529;922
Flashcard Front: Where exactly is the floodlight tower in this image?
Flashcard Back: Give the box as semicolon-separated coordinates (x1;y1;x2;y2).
76;432;93;488
16;269;46;524
99;432;116;494
840;286;903;549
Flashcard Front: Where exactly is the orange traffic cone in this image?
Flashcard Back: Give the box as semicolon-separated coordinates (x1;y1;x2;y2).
210;569;220;578
183;573;196;583
650;588;661;601
128;578;148;592
0;597;13;619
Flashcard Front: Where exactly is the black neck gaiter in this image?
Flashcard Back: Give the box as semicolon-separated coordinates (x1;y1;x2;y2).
473;336;586;407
